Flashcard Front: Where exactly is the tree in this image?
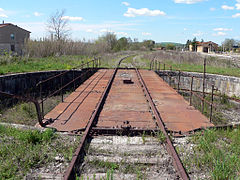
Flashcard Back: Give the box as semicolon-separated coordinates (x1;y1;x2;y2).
185;40;192;50
191;37;197;51
143;40;155;50
96;32;117;52
46;9;70;41
222;38;237;51
166;43;176;50
114;37;129;51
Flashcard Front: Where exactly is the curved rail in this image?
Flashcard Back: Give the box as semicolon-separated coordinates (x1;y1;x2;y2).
0;91;44;127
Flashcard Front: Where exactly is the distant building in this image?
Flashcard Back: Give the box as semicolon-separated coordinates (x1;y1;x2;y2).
0;22;30;55
189;41;218;53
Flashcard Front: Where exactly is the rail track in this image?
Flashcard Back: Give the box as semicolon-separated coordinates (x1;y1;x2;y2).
63;57;189;180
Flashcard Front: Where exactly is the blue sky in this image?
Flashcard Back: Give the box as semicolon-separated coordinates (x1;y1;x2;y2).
0;0;240;44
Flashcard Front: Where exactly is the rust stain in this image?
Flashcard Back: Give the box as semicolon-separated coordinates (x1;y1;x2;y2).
139;69;214;133
44;69;213;134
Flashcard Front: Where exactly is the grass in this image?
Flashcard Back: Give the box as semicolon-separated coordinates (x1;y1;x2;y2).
0;55;92;75
180;91;238;126
0;93;69;126
0;125;80;179
184;128;240;179
163;61;240;77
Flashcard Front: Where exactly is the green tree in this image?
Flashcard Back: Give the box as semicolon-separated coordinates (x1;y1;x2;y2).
114;37;129;51
166;43;176;50
143;40;155;50
191;37;197;51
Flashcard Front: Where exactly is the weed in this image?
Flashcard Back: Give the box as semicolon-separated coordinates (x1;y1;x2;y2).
186;128;240;179
142;131;146;144
155;131;166;143
0;125;80;179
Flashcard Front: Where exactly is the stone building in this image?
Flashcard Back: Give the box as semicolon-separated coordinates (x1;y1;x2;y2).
0;22;30;55
189;41;218;53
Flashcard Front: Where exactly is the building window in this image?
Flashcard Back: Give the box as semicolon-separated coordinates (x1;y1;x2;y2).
11;45;15;52
10;34;15;40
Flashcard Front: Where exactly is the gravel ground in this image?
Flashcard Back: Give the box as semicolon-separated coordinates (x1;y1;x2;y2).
173;137;211;180
80;136;179;180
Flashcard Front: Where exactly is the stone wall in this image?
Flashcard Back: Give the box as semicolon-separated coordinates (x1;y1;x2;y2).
157;71;240;97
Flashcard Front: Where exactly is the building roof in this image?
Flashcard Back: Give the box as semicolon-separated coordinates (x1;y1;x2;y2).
196;41;218;46
0;23;31;33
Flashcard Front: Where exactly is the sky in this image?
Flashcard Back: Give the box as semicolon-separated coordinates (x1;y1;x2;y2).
0;0;240;44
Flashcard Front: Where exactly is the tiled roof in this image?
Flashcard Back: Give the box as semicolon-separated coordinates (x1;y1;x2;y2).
0;23;31;33
0;23;12;28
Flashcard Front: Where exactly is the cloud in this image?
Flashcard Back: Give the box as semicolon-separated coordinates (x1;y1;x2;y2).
236;3;240;10
213;28;232;31
0;8;8;18
116;31;128;36
34;12;43;17
193;31;204;36
142;32;152;36
221;5;235;10
174;0;206;4
61;16;84;21
122;2;130;6
232;13;240;18
124;8;166;17
98;29;128;36
210;7;216;11
213;32;227;36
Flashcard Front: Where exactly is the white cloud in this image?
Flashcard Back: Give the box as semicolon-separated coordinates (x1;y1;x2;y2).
61;16;84;21
232;13;240;18
142;32;152;36
100;29;114;33
193;31;204;36
124;8;166;17
210;7;216;11
34;12;43;17
236;3;240;10
183;28;187;31
122;2;130;6
221;5;235;10
116;32;128;36
99;29;128;36
174;0;206;4
213;32;227;36
213;28;232;31
0;8;8;18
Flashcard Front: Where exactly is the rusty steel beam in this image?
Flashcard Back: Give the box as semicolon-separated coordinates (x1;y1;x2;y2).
135;68;190;180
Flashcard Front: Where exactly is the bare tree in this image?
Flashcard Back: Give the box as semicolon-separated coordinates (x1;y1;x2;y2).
46;9;70;41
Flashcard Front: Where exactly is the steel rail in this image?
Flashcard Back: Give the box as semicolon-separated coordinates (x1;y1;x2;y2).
63;56;131;180
135;68;190;180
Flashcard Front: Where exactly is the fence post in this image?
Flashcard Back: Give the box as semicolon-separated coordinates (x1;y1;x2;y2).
190;76;194;106
210;84;214;122
169;66;172;86
202;58;206;113
158;61;160;71
178;70;181;92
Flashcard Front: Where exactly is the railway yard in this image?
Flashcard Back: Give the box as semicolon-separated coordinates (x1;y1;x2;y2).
0;56;240;180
